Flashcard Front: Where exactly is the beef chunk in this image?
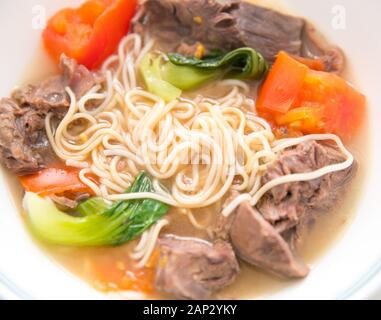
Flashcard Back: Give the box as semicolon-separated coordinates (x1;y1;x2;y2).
214;191;309;278
233;1;304;62
13;76;69;114
13;55;97;113
134;0;344;72
0;98;48;174
258;141;356;238
60;55;101;99
50;195;78;210
213;191;240;241
229;202;309;278
301;22;345;73
0;55;98;174
50;192;91;212
155;236;239;299
214;141;355;278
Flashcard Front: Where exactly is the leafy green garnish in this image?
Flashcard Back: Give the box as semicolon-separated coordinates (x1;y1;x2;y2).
139;47;269;99
24;172;169;246
160;61;220;91
77;197;111;216
139;53;182;102
167;47;269;80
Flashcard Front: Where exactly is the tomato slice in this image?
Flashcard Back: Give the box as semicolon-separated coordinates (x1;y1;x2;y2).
257;51;309;114
19;164;95;196
257;52;366;141
294;70;366;140
292;55;326;71
275;106;325;133
43;0;137;69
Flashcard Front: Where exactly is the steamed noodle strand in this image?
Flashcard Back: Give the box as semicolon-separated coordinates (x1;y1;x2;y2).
131;219;169;269
45;33;354;267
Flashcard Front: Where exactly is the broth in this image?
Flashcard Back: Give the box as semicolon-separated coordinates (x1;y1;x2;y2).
3;0;370;299
5;125;367;299
35;124;367;300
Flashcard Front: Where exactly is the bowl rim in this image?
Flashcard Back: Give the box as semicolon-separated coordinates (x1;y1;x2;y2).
1;0;380;301
1;260;381;300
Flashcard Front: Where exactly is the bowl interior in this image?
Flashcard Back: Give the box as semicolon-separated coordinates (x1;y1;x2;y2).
0;0;380;299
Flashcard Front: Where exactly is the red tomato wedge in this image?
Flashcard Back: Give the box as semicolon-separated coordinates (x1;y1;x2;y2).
292;71;366;139
292;55;326;71
19;164;94;196
43;0;137;69
257;52;366;141
256;51;309;114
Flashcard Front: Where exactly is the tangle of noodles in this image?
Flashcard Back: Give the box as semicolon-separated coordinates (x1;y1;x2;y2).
45;33;354;267
131;219;169;269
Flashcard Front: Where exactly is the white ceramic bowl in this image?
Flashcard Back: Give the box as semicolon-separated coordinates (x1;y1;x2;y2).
0;0;380;300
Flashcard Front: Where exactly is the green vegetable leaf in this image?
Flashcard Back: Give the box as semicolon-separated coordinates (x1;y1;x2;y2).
160;62;220;91
166;47;269;85
139;53;182;102
77;197;111;216
140;48;269;97
24;172;170;247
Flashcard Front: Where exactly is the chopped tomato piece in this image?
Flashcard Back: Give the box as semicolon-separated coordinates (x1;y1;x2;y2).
275;106;325;133
257;52;366;141
43;0;137;69
84;249;155;293
19;164;95;196
292;55;326;71
256;51;309;114
90;260;155;293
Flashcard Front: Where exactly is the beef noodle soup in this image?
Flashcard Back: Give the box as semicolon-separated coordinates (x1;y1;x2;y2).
0;0;368;299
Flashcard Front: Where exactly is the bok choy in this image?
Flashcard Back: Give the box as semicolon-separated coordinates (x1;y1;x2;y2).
139;47;269;101
23;172;169;246
139;53;182;102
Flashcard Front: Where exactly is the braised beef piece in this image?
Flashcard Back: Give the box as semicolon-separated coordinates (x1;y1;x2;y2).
155;236;239;299
301;23;345;75
0;98;48;174
229;202;309;277
13;76;69;114
214;141;355;278
0;55;98;174
134;0;344;73
50;195;78;210
213;191;240;242
257;141;356;241
51;192;92;212
214;191;308;278
60;55;102;99
13;55;97;113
